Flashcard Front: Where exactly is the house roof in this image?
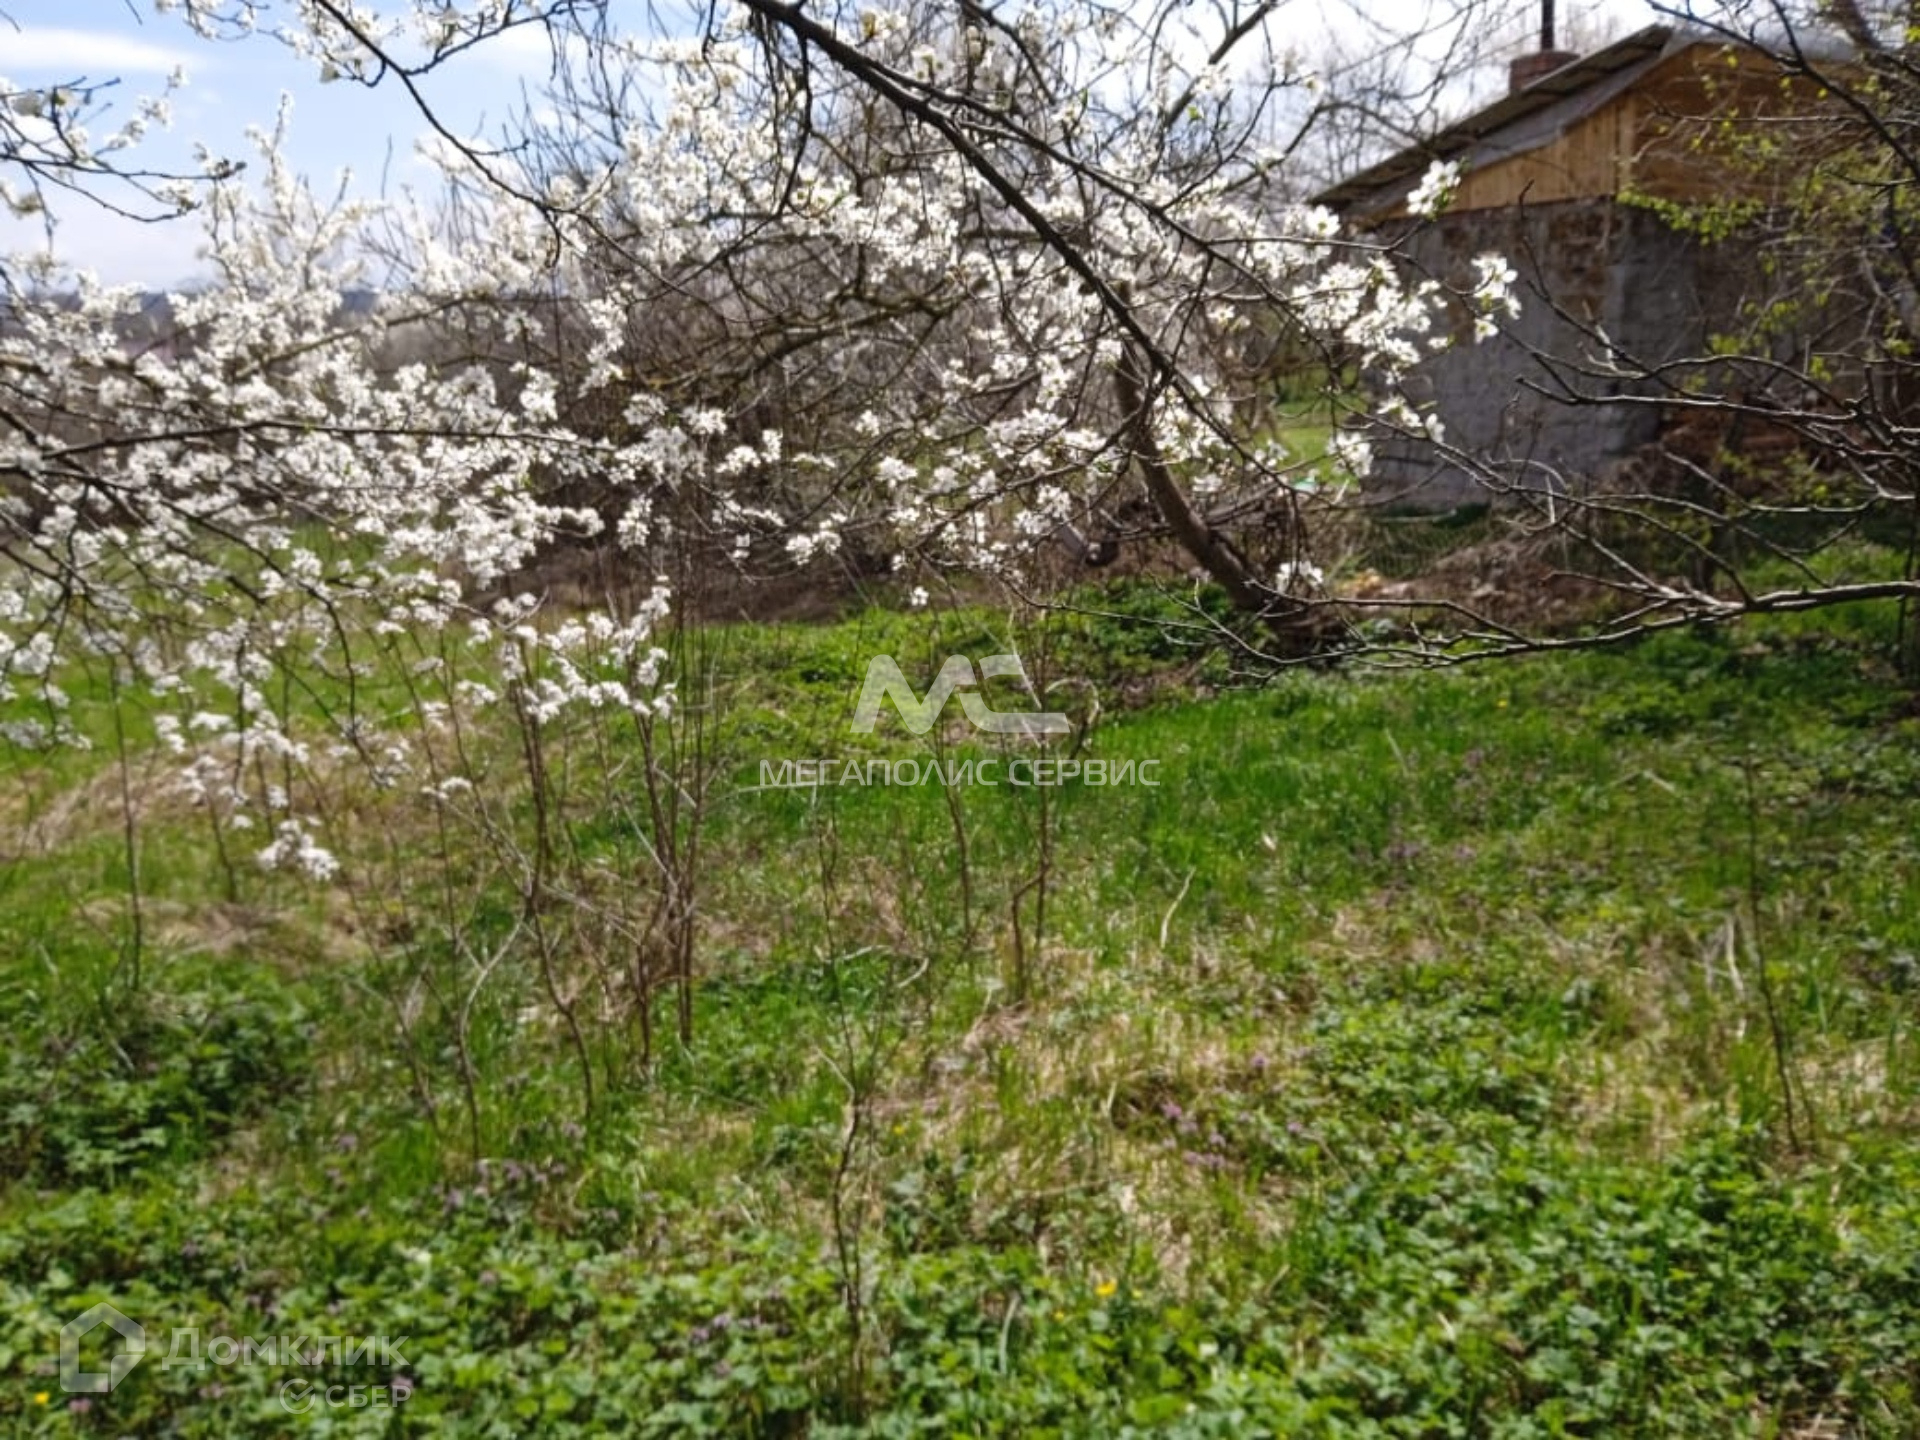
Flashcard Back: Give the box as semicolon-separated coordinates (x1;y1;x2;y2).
1312;24;1680;216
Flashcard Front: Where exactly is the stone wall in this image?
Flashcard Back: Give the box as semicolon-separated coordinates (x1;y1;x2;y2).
1362;199;1725;511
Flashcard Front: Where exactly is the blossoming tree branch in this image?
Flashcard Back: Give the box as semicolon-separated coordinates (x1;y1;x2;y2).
0;0;1521;873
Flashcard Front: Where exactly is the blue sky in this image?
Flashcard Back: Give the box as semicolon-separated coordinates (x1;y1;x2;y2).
0;1;555;285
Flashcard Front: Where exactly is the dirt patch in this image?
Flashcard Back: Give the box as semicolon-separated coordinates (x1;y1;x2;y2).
0;749;204;862
1339;529;1623;634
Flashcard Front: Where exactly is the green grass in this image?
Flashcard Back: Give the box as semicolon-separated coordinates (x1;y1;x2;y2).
4;586;1920;1435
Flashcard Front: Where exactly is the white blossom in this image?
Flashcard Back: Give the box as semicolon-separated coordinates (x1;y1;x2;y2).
1407;159;1463;219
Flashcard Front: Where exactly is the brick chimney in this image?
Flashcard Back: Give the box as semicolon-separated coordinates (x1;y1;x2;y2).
1509;48;1578;91
1508;0;1576;93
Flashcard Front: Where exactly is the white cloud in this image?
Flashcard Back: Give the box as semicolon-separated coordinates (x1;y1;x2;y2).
0;206;212;288
2;27;205;78
469;21;560;72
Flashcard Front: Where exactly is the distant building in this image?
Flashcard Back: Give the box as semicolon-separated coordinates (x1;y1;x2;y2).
1315;24;1841;510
